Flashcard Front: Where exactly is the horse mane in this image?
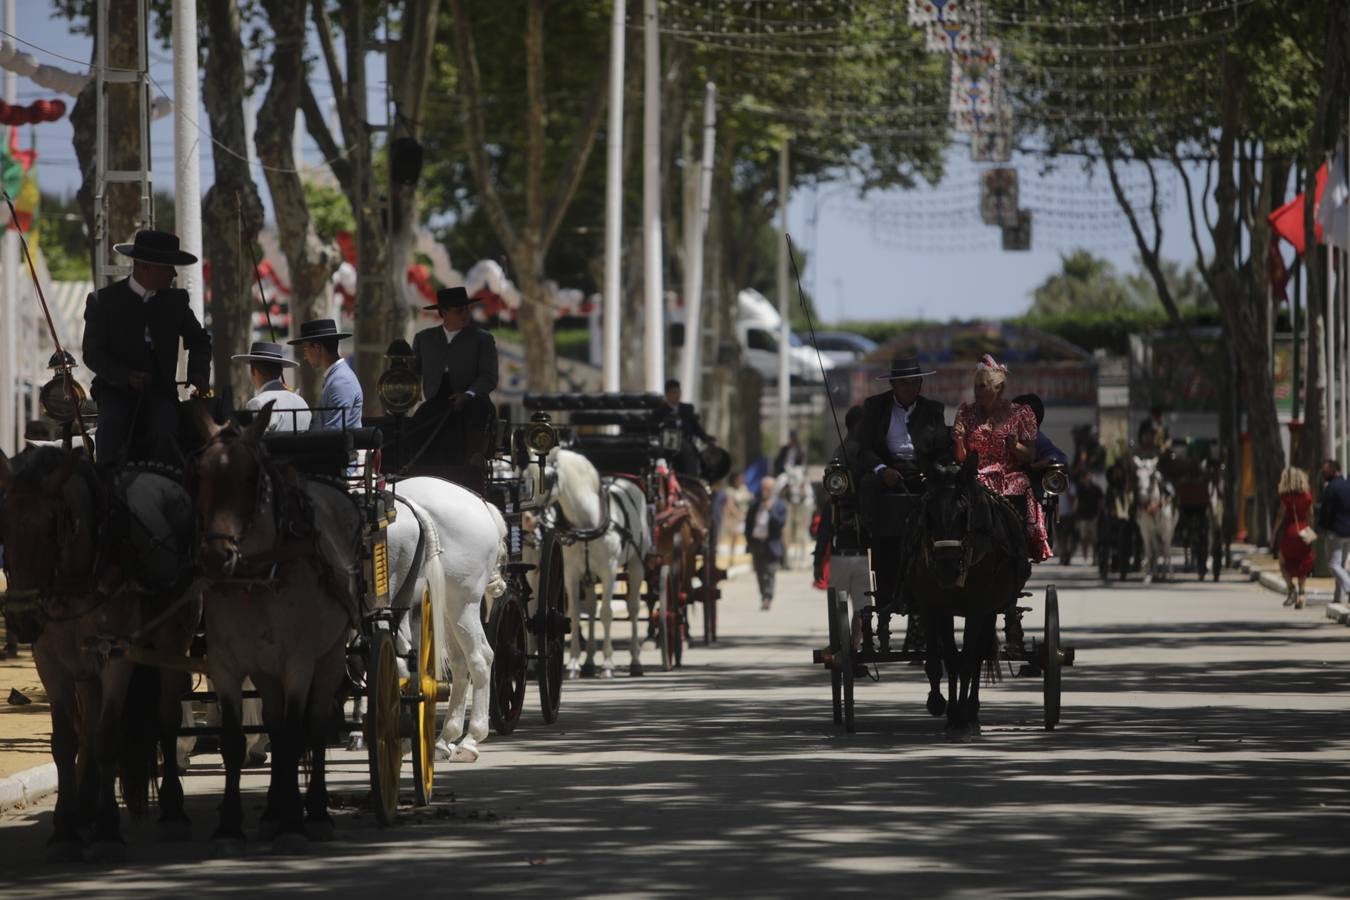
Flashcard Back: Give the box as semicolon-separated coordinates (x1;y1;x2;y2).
8;445;79;492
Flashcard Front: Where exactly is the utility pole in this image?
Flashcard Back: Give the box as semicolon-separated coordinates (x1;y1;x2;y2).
680;81;716;404
1;0;16;454
172;0;203;322
602;0;625;393
642;0;663;394
776;139;790;445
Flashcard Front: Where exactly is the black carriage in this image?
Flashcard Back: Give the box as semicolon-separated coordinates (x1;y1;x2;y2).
811;458;1075;733
521;392;727;670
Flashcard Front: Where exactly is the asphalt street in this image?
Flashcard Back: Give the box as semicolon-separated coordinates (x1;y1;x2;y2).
1;557;1348;898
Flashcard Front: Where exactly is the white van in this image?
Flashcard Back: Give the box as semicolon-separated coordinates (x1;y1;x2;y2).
667;288;831;385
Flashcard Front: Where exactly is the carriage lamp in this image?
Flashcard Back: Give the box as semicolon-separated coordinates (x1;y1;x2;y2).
660;426;682;453
376;339;421;415
824;459;852;497
525;412;557;456
1042;463;1069;497
39;352;87;425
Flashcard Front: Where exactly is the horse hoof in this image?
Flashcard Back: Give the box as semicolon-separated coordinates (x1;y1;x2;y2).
157;818;193;842
565;668;581;681
209;837;247;858
599;667;615;680
85;840;127;865
580;661;596;678
1143;574;1153;585
176;752;192;772
245;750;269;769
45;839;84;864
629;661;644;677
346;733;366;752
944;723;974;743
271;831;309;855
926;690;947;717
306;820;337;843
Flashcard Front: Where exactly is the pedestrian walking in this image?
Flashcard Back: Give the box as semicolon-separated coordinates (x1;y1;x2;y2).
1318;459;1350;604
1074;469;1104;564
722;472;751;564
745;476;788;611
1273;466;1316;609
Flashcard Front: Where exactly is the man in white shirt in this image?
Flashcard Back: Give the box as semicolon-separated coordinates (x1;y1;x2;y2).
232;341;311;433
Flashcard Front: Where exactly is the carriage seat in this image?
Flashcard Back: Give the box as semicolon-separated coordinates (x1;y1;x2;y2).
261;430;356;478
571;434;658;476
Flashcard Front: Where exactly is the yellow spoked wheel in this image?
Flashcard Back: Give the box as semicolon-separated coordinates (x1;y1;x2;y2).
366;628;401;826
410;588;437;807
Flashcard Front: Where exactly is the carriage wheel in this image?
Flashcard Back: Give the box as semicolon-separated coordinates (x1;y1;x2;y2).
834;591;855;733
827;588;843;726
1043;585;1062;731
410;588;437;807
701;525;719;645
365;628;401;826
488;594;527;735
537;537;565;724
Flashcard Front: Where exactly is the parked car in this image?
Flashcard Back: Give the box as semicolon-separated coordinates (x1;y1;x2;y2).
808;331;878;367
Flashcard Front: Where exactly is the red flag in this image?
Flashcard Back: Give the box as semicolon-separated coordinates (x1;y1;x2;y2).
7;127;36;172
1267;238;1291;303
1269;164;1326;256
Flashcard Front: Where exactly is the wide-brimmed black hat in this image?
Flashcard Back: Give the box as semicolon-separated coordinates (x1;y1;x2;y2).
874;355;936;381
423;285;480;311
113;229;198;266
287;318;352;345
232;341;298;368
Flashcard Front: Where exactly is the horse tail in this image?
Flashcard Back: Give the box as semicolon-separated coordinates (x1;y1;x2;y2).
118;664;160;816
484;502;509;602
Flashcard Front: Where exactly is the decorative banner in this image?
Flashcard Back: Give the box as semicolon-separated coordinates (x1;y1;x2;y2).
980;167;1019;227
926;19;972;53
0;98;66;126
908;0;962;26
970;128;1014;162
1001;209;1032;251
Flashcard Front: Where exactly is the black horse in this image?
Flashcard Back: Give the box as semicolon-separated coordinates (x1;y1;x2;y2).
900;452;1031;738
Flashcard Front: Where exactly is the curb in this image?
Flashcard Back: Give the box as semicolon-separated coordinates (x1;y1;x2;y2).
0;762;57;815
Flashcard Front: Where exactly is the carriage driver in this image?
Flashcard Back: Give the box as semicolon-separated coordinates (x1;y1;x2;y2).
658;378;717;477
411;286;498;466
851;356;947;612
81;229;211;467
233;341;311;433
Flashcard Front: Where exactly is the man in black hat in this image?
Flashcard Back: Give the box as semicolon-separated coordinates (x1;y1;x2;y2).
81;229;211;466
289;319;363;431
657;378;716;477
410;286;498;465
235;341;311;433
851;356;948;612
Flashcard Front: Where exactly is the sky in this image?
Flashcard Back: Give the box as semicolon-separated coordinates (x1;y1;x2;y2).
11;3;1212;326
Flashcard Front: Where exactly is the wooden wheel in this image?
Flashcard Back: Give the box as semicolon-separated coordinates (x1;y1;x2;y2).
701;524;719;646
536;536;565;725
828;588;843;726
1043;585;1062;731
834;590;855;733
409;588;437;807
488;594;528;735
366;627;401;825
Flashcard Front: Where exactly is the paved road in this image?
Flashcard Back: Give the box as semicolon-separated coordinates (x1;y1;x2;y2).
2;559;1349;898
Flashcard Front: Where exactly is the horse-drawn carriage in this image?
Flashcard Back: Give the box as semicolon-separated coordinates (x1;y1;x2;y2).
520;392;727;672
812;454;1075;735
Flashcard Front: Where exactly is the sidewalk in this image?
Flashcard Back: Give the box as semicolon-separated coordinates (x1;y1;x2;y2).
0;572;54;812
1235;541;1350;624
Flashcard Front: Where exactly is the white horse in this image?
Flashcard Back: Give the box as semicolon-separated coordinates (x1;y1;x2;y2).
392;476;509;762
1132;456;1177;584
528;448;652;678
775;463;813;568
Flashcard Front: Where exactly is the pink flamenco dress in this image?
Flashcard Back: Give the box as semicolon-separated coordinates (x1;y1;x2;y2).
953;401;1053;562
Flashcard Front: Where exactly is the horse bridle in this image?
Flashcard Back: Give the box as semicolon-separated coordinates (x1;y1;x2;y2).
188;429;274;555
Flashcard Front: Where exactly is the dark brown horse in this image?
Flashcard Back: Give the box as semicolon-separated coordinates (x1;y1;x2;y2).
901;452;1030;738
0;446;200;860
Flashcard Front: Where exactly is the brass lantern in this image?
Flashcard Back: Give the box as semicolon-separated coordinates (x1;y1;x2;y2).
39;350;87;425
524;411;557;456
376;339;421;415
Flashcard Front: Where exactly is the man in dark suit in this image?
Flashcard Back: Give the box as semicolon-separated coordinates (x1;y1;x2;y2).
81;229;211;467
657;378;716;476
850;355;947;613
410;286;498;465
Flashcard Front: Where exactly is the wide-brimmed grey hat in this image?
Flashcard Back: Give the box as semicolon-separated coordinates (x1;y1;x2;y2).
288;318;352;345
873;355;936;381
232;341;298;368
113;229;198;266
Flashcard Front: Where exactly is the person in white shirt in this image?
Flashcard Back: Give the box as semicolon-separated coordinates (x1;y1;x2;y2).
232;341;311;433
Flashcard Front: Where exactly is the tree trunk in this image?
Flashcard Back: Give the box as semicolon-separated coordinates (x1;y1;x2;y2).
202;0;265;406
1213;54;1283;545
257;0;337;401
71;0;144;277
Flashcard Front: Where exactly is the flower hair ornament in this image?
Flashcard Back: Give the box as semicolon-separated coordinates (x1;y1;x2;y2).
978;353;1008;374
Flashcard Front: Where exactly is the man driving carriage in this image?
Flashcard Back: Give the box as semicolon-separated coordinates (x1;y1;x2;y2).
657;378;716;477
411;286;499;467
81;229;212;466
